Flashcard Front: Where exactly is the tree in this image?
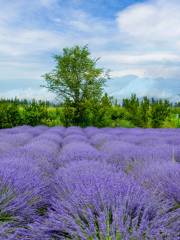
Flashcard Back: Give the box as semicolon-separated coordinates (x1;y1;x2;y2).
150;99;171;128
43;45;109;126
89;93;112;127
22;100;48;126
0;102;22;129
139;96;150;128
122;94;140;125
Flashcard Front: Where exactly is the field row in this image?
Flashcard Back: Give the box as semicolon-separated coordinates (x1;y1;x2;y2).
0;126;179;239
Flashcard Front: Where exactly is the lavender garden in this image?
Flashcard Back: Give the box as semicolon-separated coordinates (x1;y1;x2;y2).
0;125;179;239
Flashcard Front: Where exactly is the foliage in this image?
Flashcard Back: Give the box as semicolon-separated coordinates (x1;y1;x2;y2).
43;45;110;126
22;100;48;126
138;96;150;127
123;94;171;128
42;107;63;126
0;96;177;128
150;99;171;128
0;102;22;128
122;94;143;126
113;119;135;128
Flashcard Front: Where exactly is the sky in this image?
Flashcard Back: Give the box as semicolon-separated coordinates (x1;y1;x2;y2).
0;0;180;102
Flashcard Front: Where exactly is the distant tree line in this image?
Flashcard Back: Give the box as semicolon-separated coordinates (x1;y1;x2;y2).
0;98;61;107
0;95;179;129
121;95;173;128
0;99;62;128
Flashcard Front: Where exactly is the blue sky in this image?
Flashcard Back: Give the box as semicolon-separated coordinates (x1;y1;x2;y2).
0;0;180;101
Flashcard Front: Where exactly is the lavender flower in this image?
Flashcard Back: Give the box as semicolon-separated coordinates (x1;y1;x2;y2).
90;133;119;148
29;161;179;240
62;134;88;146
57;142;103;167
0;126;179;239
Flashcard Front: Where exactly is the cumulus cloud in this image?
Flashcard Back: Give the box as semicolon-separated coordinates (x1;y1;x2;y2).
0;0;180;101
39;0;57;7
0;88;56;101
0;29;68;57
110;69;145;78
107;76;180;102
117;0;180;48
101;52;180;65
93;0;180;87
101;0;179;101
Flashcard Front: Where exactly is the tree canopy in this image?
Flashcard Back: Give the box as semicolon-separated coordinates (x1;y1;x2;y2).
43;45;110;126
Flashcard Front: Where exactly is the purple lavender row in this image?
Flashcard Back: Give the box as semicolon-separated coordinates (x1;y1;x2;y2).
0;126;179;239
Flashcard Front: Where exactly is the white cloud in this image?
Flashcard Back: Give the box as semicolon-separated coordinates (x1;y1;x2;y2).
0;28;70;57
107;64;180;80
0;0;180;101
114;78;156;97
108;76;180;102
67;10;110;33
39;0;57;7
104;0;180;87
117;0;180;49
99;52;180;79
0;88;55;101
110;69;145;78
101;52;180;64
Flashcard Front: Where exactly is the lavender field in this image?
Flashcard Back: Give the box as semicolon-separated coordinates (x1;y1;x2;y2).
0;125;179;239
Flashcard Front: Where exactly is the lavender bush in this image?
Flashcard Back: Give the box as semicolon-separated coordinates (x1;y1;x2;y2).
0;126;179;239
